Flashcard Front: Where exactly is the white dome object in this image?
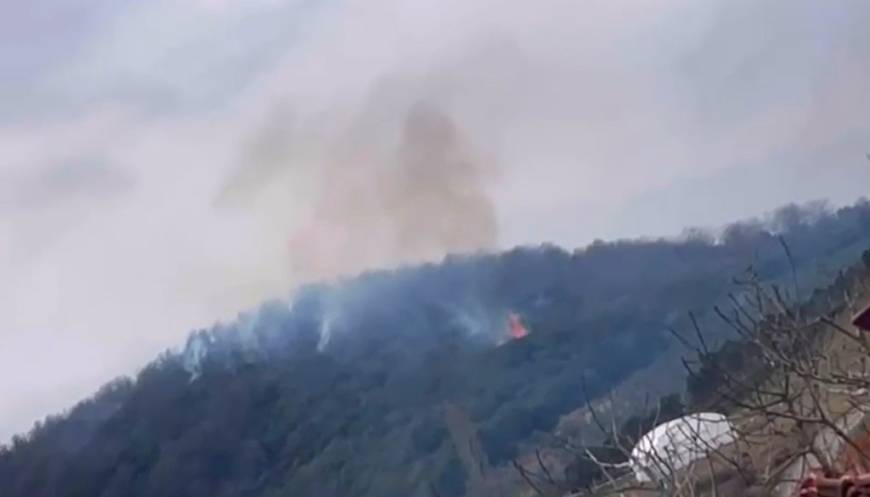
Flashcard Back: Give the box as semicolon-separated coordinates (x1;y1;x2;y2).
630;412;736;483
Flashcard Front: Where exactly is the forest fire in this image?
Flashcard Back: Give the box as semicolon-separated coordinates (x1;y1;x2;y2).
508;313;529;340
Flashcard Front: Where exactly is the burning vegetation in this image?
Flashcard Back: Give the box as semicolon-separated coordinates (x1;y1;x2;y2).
508;312;530;340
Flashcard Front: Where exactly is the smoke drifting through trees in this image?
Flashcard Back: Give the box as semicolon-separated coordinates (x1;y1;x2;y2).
2;201;870;497
217;97;498;284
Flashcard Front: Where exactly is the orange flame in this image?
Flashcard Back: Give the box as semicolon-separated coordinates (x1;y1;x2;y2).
509;313;529;339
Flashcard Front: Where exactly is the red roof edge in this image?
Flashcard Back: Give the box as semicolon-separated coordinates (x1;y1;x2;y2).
853;305;870;332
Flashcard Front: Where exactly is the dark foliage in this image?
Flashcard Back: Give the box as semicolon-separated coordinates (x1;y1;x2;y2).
2;200;869;497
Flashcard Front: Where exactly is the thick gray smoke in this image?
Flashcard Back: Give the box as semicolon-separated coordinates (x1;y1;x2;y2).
380;103;497;256
217;96;498;284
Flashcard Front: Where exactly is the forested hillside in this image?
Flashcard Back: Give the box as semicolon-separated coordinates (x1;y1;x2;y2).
2;200;870;497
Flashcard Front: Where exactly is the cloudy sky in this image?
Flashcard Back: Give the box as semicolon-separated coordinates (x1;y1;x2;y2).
1;0;869;441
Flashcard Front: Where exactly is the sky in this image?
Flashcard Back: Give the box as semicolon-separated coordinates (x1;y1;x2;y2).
1;0;869;442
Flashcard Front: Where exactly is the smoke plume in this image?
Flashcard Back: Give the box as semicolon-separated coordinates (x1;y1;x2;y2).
219;95;498;284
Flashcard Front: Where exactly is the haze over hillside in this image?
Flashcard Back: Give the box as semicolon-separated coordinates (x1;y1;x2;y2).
2;200;870;497
3;0;870;445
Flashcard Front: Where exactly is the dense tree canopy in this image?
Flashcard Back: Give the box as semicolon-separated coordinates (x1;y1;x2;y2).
2;200;869;497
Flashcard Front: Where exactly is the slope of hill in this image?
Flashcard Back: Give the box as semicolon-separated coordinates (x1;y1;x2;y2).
2;200;870;497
